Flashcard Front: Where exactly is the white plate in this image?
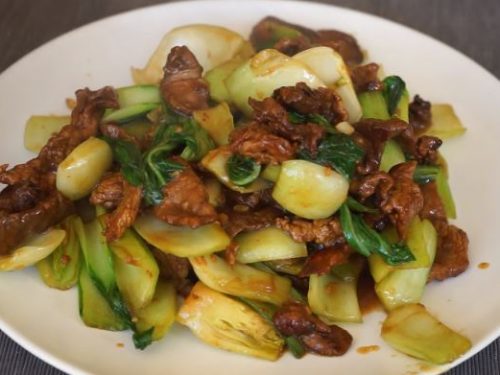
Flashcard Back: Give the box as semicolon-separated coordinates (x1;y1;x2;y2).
0;1;499;374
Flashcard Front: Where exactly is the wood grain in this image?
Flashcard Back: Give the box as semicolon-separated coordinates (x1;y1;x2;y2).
0;1;498;374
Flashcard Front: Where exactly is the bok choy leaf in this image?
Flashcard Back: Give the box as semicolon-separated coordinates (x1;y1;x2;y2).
339;204;415;265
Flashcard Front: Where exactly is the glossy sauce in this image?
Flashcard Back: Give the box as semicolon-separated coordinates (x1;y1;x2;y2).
478;262;490;270
357;269;382;315
356;345;380;354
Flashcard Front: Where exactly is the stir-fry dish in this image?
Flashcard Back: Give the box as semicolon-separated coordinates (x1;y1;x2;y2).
0;17;472;363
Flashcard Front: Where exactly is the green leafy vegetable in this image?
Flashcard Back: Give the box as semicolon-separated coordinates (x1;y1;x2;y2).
103;137;144;186
413;165;440;184
346;196;379;214
339;204;415;265
383;76;406;116
238;297;306;359
252;19;305;51
226;154;261;186
133;327;155;350
288;112;334;132
298;133;364;179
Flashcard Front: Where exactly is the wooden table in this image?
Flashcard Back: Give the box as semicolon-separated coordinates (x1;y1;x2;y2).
0;0;498;374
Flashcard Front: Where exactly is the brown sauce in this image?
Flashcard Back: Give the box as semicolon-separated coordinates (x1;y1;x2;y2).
357;268;382;315
116;342;124;348
356;345;380;354
478;262;490;270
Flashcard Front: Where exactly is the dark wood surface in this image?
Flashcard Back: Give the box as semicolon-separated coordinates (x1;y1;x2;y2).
0;0;498;374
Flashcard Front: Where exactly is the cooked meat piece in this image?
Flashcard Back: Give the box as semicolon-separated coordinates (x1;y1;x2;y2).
223;187;275;210
219;207;282;237
249;95;327;154
415;135;442;164
249;16;317;51
351;162;423;239
276;217;344;247
299;245;350;277
273;302;352;356
429;222;469;281
229;123;295;164
0;184;40;213
0;190;74;255
419;182;447;223
0;87;116;254
381;162;424;239
160;46;209;115
316;29;364;66
104;180;142;242
350;63;382;93
354;118;408;175
350;171;394;203
154;165;217;228
274;35;312;55
409;95;432;134
100;122;140;146
250;17;363;65
89;173;124;210
152;248;193;297
272;83;348;125
0;87;117;186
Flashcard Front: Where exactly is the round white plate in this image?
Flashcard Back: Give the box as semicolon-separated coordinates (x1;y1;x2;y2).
0;1;499;374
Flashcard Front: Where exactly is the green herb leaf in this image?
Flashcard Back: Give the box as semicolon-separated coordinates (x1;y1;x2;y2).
226;155;261;186
298;133;364;179
102;137;144;186
288;112;335;132
383;76;406;116
339;204;415;265
413;165;440;184
132;327;154;350
346;196;379;214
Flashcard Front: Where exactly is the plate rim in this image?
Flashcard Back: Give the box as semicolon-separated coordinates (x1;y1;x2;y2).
0;1;499;374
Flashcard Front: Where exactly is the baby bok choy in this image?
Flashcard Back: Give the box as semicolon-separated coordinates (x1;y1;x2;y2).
382;303;471;364
0;229;66;271
225;49;324;115
178;282;284;361
134;213;230;257
235;227;307;264
37;215;82;290
272;160;349;219
24;115;70;153
308;261;363;324
190;255;291;306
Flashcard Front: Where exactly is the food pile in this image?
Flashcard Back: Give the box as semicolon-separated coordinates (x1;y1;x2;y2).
0;16;471;363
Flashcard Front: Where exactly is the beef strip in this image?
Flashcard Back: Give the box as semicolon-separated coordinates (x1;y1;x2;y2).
272;82;348;125
381;162;424;240
275;217;344;247
154;165;217;228
350;162;423;240
0;190;74;255
316;29;363;66
419;181;447;223
415;135;442;165
409;95;432;134
89;172;124;210
354;118;408;175
0;87;117;186
273;302;352;356
160;46;209;115
429;221;469;281
0;87;116;254
350;63;383;93
219;207;282;238
229;122;295;164
104;179;142;242
299;244;351;277
152;248;194;297
250;17;363;66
